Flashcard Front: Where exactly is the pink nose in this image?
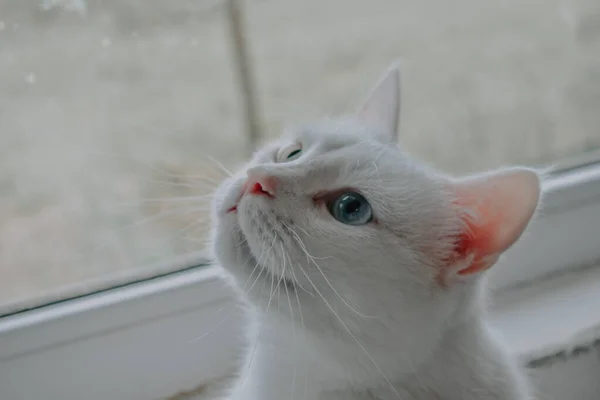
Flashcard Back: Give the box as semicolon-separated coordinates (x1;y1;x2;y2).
242;174;277;198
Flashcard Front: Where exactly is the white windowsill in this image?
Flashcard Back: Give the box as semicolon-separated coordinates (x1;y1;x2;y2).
1;162;600;399
492;264;600;365
1;262;598;400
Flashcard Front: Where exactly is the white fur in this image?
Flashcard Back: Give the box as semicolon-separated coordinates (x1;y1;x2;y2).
210;64;538;400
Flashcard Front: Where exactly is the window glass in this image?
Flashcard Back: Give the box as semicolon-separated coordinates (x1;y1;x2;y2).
1;0;599;312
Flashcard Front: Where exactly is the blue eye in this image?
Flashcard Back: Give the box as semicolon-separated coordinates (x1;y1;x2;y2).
328;192;373;225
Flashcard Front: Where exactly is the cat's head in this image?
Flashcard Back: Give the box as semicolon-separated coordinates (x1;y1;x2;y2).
211;62;541;368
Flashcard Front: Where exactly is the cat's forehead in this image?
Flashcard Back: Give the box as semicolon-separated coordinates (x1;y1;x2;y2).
249;117;413;174
285;117;379;149
249;117;381;165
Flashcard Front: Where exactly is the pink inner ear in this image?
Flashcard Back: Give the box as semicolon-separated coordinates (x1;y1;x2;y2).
449;169;541;276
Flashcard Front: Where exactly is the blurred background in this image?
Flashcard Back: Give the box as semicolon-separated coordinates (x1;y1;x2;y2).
0;0;599;310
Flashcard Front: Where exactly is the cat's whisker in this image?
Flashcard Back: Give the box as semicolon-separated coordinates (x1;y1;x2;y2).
267;251;276;308
294;225;310;238
281;250;310;400
262;239;284;310
241;244;278;391
192;175;222;187
241;266;268;311
289;227;331;260
267;265;285;310
124;174;205;190
84;205;210;258
242;244;267;291
117;194;214;206
237;244;274;389
246;266;266;299
165;219;208;245
205;154;234;177
280;243;297;400
83;150;217;187
243;258;264;295
244;236;277;295
285;224;377;319
234;236;248;247
276;224;313;295
239;314;262;390
284;251;309;400
173;173;223;187
287;264;314;296
372;161;382;182
238;249;275;391
238;253;270;391
187;304;242;344
277;266;283;312
285;246;314;297
296;264;404;400
282;227;330;262
265;246;288;312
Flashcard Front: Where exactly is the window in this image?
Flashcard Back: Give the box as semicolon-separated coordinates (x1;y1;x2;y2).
1;1;600;399
1;0;600;314
1;0;238;313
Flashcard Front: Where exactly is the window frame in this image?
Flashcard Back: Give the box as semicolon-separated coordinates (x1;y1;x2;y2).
489;159;600;292
1;160;600;399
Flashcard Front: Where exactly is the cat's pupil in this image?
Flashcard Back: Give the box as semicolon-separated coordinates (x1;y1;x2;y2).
345;199;361;214
287;149;301;159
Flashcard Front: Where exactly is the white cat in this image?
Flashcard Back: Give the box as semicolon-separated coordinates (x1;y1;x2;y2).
211;62;540;400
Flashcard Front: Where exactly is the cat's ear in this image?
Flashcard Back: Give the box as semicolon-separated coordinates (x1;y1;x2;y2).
356;62;401;142
447;168;542;279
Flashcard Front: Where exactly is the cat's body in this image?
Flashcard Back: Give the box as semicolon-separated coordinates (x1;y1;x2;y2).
227;306;530;400
211;63;539;400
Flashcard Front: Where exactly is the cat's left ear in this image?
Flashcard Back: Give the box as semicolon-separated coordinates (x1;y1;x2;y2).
446;167;542;280
356;62;401;142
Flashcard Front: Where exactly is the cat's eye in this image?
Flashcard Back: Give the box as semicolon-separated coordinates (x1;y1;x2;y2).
327;192;373;226
276;143;303;162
